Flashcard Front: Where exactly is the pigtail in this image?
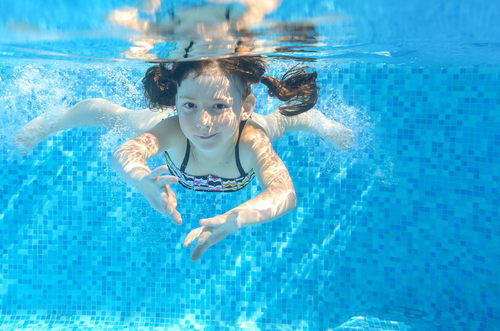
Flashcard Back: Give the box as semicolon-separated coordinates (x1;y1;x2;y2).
261;65;318;116
141;64;177;111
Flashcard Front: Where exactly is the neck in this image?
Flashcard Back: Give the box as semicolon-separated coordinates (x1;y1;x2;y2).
189;132;239;166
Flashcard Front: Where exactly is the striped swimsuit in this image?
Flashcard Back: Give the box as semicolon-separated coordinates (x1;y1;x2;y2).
163;121;256;192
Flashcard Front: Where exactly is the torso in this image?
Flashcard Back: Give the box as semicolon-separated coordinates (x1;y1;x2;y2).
162;117;257;192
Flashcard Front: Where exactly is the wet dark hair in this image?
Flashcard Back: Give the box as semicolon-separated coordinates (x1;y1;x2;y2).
141;56;318;116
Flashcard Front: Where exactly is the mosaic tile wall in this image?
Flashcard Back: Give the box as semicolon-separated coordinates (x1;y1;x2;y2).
0;61;498;331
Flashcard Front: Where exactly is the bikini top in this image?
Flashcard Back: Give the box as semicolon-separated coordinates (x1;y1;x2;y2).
163;121;256;192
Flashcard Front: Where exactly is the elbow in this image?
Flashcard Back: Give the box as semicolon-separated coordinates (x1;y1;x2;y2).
76;98;101;111
79;98;105;106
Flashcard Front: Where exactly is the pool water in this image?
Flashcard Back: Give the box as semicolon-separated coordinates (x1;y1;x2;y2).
0;1;499;330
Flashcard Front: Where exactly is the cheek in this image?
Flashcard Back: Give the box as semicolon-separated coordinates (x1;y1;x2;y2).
178;113;195;131
215;111;238;127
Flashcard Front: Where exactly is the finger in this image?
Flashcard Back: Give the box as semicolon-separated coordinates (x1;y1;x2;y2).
191;244;209;262
164;186;177;210
160;190;170;206
159;189;181;224
160;194;179;219
197;230;213;245
147;165;169;179
199;217;222;227
191;233;217;262
157;175;179;187
183;227;205;248
200;210;239;227
161;186;177;209
170;209;182;225
190;227;228;262
158;204;182;224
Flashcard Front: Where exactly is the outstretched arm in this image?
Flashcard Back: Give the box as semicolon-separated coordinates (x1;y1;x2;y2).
252;108;355;151
14;98;167;156
183;125;297;261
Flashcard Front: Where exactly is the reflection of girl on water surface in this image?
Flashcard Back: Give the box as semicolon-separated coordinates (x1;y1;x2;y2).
109;0;321;60
14;57;354;261
108;0;282;36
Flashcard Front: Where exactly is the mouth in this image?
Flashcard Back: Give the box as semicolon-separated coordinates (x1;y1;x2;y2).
196;133;217;140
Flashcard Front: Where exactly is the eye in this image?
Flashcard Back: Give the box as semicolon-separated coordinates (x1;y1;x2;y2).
183;102;196;109
213;103;228;110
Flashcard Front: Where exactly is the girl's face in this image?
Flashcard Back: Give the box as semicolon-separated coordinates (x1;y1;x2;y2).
175;69;255;152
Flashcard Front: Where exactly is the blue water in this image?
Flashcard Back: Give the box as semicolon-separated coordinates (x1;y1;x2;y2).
0;1;499;330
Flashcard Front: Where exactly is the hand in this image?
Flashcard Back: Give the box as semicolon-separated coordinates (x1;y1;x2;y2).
331;122;355;151
13;131;28;156
305;109;355;151
183;210;240;262
138;165;182;224
13;129;40;156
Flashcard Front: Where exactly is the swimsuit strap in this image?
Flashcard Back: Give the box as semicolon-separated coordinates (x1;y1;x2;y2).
180;139;190;172
235;120;247;177
181;120;247;175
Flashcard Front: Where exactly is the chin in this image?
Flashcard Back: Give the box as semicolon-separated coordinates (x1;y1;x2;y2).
192;137;220;150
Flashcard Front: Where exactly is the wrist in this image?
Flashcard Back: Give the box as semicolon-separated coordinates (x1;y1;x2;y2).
119;166;151;191
230;208;259;229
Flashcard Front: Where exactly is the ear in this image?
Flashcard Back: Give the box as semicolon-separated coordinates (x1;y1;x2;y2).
241;94;256;121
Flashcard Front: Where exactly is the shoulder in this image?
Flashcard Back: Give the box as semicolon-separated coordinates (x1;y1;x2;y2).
146;115;186;152
238;119;292;190
240;119;270;148
238;119;274;168
148;115;180;134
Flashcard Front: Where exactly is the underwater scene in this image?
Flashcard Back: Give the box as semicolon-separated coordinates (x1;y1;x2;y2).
0;0;499;330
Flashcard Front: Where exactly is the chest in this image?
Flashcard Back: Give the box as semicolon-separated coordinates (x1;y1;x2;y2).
166;139;252;179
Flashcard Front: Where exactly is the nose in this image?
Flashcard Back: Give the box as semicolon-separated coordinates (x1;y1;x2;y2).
197;109;212;128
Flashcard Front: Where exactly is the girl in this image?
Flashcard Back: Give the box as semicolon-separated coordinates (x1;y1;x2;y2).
14;57;354;261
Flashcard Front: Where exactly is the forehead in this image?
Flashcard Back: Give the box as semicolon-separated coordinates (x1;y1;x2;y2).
178;68;243;98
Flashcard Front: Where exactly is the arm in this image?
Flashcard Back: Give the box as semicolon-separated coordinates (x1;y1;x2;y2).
14;99;122;155
14;98;166;156
252;109;355;151
110;117;183;224
183;124;296;261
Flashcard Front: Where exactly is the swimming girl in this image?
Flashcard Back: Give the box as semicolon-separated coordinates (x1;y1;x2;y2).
14;57;355;261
